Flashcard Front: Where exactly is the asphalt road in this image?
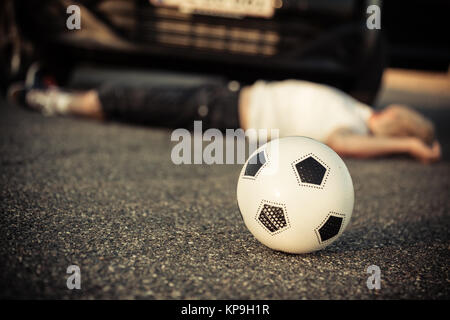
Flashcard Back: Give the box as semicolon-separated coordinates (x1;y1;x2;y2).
0;70;449;299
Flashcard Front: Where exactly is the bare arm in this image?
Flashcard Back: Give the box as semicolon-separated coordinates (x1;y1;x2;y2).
326;128;441;163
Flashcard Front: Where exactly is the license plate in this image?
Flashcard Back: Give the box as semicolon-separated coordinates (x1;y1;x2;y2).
150;0;275;18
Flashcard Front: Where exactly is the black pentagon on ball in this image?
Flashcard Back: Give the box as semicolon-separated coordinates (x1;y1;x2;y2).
258;204;287;233
295;156;326;185
244;151;266;177
318;215;343;242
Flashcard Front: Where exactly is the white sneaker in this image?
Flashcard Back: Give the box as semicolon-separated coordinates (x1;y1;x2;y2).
25;89;70;116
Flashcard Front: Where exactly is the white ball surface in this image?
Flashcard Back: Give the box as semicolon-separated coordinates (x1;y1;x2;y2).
237;136;354;254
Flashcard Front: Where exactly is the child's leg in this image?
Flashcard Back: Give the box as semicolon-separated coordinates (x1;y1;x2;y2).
20;80;242;130
25;88;104;120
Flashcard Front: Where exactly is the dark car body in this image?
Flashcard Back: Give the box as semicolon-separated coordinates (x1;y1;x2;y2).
3;0;448;105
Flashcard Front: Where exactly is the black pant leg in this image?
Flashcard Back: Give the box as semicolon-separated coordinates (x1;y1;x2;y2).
97;82;241;131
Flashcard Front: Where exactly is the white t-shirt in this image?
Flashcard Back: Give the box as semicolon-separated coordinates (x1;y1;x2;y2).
247;80;373;143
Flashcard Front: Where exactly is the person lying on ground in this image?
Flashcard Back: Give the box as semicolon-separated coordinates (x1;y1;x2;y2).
8;65;441;164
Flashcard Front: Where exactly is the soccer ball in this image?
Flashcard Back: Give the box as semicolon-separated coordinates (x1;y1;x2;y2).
236;136;354;254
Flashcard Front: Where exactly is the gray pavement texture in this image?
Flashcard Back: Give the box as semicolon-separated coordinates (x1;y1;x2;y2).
0;77;450;299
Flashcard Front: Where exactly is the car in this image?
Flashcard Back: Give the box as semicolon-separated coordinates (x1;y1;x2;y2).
1;0;387;104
